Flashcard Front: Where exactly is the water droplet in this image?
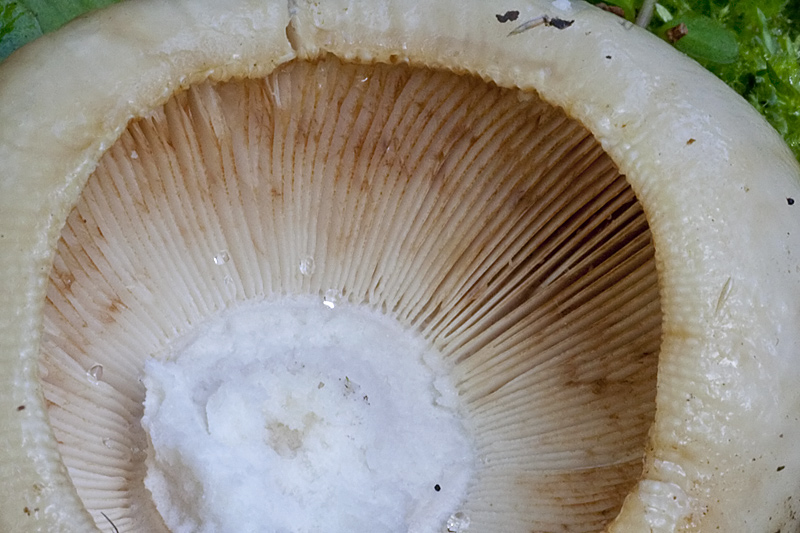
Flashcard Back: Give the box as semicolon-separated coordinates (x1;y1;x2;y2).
360;76;370;83
130;150;139;159
219;276;234;298
87;364;104;383
446;512;470;532
323;289;340;309
213;250;231;266
60;272;75;289
299;256;315;276
128;445;145;463
102;437;114;449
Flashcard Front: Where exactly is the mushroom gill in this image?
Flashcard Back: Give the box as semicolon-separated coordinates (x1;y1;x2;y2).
40;57;659;532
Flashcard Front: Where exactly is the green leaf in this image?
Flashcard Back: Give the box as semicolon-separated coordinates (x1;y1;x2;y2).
19;0;119;33
0;1;42;61
655;3;674;22
756;8;777;55
663;13;740;64
0;0;121;61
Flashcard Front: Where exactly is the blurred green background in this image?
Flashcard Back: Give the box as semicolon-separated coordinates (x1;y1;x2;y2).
1;0;799;161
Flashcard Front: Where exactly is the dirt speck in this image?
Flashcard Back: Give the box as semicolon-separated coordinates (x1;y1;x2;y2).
597;3;625;17
496;10;520;23
667;23;689;43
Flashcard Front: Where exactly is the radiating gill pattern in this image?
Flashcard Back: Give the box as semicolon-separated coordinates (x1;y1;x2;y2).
41;57;660;533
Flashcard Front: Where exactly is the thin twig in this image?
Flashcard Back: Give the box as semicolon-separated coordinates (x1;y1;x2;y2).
101;512;120;533
636;0;657;27
508;15;548;35
509;15;575;36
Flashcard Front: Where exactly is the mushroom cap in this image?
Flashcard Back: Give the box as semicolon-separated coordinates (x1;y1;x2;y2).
2;0;800;532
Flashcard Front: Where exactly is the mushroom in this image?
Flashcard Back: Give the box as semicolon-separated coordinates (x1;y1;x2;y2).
1;0;799;531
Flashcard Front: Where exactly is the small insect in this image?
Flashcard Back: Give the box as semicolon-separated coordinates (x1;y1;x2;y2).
508;15;575;36
101;512;119;533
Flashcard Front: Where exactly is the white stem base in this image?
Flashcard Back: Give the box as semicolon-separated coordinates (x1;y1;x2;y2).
141;296;476;533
